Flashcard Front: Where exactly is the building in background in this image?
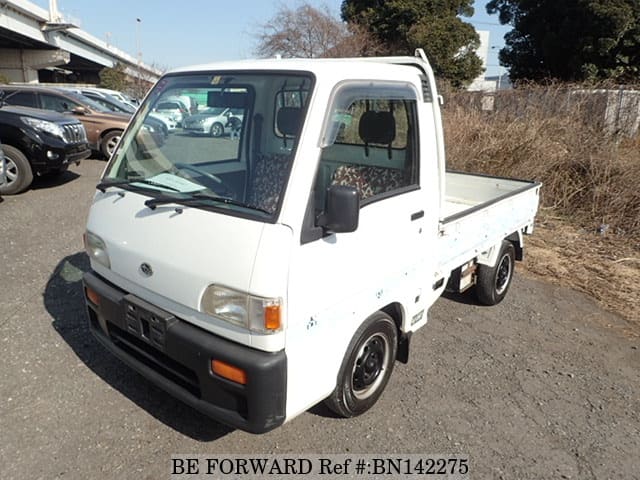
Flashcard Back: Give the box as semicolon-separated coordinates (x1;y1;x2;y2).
467;30;512;92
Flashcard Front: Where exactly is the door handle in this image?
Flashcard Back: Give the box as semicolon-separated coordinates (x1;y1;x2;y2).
411;210;424;221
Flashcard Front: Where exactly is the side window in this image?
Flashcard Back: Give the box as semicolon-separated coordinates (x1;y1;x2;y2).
40;94;76;112
156;102;177;110
274;89;308;139
315;83;419;208
4;91;37;108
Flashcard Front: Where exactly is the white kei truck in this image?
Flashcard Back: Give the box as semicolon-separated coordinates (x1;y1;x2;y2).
83;50;540;434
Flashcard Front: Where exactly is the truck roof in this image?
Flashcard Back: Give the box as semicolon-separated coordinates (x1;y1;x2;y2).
168;54;433;84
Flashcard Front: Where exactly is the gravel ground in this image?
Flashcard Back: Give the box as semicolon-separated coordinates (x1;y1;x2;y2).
1;158;639;479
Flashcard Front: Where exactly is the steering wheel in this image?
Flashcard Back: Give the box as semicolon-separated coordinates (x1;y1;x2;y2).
173;162;233;197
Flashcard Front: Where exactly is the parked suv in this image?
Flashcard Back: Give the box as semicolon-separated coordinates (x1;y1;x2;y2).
0;103;90;194
1;85;131;157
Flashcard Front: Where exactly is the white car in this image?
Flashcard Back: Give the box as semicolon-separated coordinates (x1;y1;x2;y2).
153;100;189;127
148;112;177;132
89;87;139;109
182;107;243;137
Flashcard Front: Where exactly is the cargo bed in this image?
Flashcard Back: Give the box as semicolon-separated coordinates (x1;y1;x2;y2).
437;171;541;276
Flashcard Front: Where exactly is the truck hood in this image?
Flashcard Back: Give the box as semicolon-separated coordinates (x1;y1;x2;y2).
86;190;290;315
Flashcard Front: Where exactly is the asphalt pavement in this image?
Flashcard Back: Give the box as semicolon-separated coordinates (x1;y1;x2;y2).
1;158;639;479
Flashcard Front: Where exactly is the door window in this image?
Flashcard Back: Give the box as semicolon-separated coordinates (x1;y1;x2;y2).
314;82;419;209
40;93;78;112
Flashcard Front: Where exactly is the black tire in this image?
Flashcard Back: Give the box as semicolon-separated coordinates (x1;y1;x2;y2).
476;240;516;306
0;145;33;195
324;312;398;417
100;130;123;158
210;122;224;137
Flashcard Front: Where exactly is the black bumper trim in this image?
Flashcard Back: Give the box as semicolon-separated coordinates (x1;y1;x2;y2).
83;271;286;434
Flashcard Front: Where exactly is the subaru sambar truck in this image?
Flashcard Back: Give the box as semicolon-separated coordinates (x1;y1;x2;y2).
82;50;541;433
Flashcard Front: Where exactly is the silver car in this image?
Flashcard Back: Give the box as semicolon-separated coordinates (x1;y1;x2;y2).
183;107;244;137
153;100;189;127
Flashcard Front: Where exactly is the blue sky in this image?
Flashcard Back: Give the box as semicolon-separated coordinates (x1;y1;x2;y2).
32;0;509;76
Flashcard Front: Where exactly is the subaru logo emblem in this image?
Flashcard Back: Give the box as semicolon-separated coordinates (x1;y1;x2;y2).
140;263;153;277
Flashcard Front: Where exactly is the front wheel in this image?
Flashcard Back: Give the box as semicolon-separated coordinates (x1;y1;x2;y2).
475;240;516;306
0;144;33;195
324;312;398;417
101;130;123;158
210;122;224;137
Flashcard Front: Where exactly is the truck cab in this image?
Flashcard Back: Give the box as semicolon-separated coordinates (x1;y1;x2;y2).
83;51;540;433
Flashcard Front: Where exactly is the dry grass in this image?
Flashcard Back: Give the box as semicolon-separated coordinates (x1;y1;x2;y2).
443;85;640;236
442;85;640;324
521;211;640;328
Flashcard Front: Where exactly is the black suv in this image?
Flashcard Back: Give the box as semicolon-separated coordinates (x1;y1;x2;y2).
0;103;91;194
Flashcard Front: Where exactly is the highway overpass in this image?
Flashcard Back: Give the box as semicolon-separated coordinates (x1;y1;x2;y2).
0;0;161;85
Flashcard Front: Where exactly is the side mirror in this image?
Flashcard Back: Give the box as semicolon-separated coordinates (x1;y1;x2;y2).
317;184;359;233
72;106;87;115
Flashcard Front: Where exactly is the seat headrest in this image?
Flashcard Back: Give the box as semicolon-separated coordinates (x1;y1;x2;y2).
277;107;301;136
358;111;396;145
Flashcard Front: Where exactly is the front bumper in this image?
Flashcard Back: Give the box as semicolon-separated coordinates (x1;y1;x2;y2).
29;142;91;174
183;125;208;133
83;271;287;434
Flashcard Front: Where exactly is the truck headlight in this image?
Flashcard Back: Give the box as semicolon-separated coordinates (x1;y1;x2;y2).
84;231;111;269
21;117;65;140
200;285;282;333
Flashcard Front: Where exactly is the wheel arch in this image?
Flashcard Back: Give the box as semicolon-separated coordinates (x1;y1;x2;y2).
0;126;31;155
506;231;524;261
380;302;410;364
99;127;124;140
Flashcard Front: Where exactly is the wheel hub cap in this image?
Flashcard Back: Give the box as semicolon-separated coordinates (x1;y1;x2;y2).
495;254;512;294
353;336;385;392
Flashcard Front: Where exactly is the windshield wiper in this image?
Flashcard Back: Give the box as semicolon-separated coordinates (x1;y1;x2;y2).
145;192;270;214
96;177;181;193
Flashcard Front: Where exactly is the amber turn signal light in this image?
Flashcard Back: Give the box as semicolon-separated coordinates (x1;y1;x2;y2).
86;286;100;306
211;359;247;385
264;304;281;330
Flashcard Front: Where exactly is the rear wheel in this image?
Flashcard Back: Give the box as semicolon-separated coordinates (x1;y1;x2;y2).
101;130;122;158
324;312;397;417
0;145;33;195
476;240;516;305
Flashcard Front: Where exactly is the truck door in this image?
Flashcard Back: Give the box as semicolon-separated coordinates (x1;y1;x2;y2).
286;82;427;416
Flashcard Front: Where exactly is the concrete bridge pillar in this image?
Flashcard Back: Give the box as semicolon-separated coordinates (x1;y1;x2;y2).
0;48;70;83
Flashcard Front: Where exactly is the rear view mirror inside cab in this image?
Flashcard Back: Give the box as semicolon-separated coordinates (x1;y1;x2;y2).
207;91;249;109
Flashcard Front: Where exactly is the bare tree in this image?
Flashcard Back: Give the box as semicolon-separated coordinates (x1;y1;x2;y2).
255;2;382;59
129;61;168;100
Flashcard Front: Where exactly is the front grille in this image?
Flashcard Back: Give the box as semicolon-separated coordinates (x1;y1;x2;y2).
108;322;202;398
62;123;88;144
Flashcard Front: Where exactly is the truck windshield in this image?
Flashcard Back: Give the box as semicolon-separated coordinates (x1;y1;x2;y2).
103;71;313;220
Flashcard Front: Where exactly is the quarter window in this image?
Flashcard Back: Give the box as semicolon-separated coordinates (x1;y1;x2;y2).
4;91;37;108
274;86;309;140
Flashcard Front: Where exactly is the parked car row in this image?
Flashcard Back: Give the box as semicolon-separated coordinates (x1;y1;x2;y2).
0;85;131;158
153;94;244;138
0;84;141;195
0;100;91;194
0;83;250;194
